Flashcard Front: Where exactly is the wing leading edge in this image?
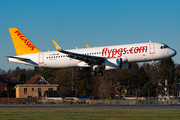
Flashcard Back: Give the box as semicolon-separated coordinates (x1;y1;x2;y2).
51;40;104;65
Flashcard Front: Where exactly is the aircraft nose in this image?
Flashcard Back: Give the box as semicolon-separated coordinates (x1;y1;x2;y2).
171;49;177;57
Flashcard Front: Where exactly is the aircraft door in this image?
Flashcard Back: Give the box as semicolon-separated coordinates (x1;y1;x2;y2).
39;54;44;64
149;44;155;54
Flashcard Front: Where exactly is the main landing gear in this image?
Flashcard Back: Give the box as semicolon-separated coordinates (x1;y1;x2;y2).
91;65;103;76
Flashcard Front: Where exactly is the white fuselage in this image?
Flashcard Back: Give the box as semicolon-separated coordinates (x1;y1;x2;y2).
8;42;177;69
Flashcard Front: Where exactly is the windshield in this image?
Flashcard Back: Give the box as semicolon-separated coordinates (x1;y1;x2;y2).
160;44;170;49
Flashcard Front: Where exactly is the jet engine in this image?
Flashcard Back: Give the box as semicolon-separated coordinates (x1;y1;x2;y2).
104;58;131;70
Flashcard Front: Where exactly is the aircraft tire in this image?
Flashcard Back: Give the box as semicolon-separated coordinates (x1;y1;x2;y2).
153;67;157;71
91;71;97;76
98;71;103;76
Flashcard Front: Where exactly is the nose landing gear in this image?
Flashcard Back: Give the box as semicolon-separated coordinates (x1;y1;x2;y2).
152;60;157;71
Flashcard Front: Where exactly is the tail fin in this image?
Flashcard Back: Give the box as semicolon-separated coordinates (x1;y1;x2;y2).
9;28;43;56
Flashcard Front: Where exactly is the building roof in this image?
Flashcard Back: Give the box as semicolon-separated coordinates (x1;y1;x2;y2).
14;74;58;88
24;75;50;85
14;84;58;88
169;81;180;88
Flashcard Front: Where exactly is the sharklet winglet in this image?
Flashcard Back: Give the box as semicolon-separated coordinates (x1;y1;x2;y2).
52;40;62;51
86;44;89;48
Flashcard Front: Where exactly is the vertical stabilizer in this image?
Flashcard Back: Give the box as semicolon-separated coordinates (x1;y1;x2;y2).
9;28;43;56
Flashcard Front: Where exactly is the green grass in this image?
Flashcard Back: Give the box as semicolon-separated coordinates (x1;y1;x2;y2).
0;108;180;120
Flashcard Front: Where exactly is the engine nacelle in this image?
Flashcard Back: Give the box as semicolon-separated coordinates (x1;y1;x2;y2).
104;58;131;70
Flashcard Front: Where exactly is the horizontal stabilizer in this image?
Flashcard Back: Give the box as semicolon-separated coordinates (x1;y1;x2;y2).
7;56;38;65
6;56;30;61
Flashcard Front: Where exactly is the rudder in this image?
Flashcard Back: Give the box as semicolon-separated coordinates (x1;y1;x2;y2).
9;28;43;56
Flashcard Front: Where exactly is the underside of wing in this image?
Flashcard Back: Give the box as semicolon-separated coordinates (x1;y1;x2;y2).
60;50;104;65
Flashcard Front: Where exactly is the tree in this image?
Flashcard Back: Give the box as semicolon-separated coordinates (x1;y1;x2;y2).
118;63;140;95
57;87;71;99
114;82;125;99
142;81;157;97
174;64;180;80
138;66;149;86
7;88;15;97
0;84;3;97
157;84;165;96
79;67;93;96
141;63;161;84
19;73;26;82
79;79;87;95
0;68;7;82
41;68;57;83
68;68;81;91
97;80;115;99
55;69;71;87
160;58;175;81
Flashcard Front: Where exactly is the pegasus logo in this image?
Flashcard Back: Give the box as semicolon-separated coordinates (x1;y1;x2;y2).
14;30;35;51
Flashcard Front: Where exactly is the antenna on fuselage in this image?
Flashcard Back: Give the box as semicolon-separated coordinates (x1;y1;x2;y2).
149;40;151;43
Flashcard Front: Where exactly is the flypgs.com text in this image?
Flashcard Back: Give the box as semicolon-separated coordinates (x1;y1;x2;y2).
102;46;148;57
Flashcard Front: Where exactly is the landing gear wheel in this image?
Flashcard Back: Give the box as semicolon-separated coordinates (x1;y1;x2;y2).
91;71;97;76
153;67;157;71
98;71;103;76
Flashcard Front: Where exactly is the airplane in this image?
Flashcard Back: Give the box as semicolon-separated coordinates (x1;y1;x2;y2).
7;28;177;76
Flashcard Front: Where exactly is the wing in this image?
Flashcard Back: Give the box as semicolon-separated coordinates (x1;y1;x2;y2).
52;40;105;65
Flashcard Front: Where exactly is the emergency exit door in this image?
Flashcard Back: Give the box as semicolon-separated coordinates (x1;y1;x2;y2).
149;44;155;54
39;54;44;64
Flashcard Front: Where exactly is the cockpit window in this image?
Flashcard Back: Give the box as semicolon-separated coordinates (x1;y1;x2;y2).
165;45;170;48
160;45;170;49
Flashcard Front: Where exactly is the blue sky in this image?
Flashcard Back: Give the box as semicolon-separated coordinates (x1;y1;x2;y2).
0;0;180;71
